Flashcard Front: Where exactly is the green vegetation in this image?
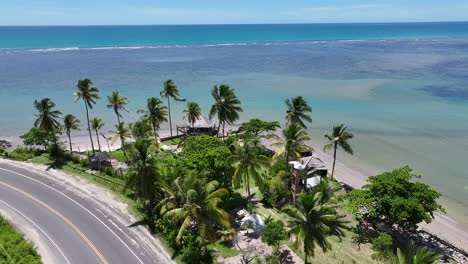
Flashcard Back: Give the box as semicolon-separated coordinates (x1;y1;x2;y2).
3;79;449;264
63;114;80;153
261;219;287;253
160;79;184;137
323;124;354;179
209;84;243;137
74;79;100;153
0;214;42;264
347;166;444;232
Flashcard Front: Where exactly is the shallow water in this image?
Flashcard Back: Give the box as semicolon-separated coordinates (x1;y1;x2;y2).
1;36;467;224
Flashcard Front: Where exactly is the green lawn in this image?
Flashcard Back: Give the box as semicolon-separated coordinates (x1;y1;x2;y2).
211;241;239;258
110;149;127;162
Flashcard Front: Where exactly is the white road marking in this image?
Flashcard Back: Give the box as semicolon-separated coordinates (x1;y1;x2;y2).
0;200;72;264
0;167;146;264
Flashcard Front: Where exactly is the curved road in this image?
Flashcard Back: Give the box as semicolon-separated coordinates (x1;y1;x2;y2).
0;160;173;264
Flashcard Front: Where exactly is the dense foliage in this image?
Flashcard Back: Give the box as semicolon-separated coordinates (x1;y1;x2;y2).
347;166;444;231
261;219;287;252
177;135;232;187
0;215;42;264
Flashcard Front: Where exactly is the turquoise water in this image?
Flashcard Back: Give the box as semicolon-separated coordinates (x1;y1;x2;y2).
0;23;468;224
2;22;468;49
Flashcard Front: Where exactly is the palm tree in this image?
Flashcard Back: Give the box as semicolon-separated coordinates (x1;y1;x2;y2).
63;114;80;153
282;192;348;264
272;124;312;205
137;97;168;139
323;124;354;180
90;118;104;152
130;119;152;140
209;84;243;137
160;176;230;243
74;79;99;153
160;80;184;137
124;138;160;202
106;91;128;126
389;240;442;264
183;102;202;129
285;96;312;128
228;136;270;197
111;122;131;161
33;98;62;132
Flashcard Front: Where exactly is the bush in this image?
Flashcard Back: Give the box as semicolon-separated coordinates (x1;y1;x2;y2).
261;174;289;207
223;192;248;211
180;236;214;264
5;147;34;161
371;233;394;261
79;158;89;168
0;214;42;264
261;220;287;252
103;166;115;177
48;143;65;159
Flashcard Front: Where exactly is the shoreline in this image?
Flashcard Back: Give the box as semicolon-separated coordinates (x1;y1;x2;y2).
2;129;468;253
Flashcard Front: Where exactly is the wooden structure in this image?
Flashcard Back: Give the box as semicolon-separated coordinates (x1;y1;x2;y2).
176;115;218;136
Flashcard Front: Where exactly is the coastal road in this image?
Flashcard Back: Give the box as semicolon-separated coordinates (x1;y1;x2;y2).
0;160;173;264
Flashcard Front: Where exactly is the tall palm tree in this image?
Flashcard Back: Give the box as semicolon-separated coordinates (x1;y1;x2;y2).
389;241;442;264
74;79;99;153
228;136;270;197
272;124;312;171
111;122;131;161
106;91;128;126
323;124;354;180
282;192;348;264
124;138;160;202
209;84;243;137
160;80;184;137
63;114;80;153
183;102;202;129
90;118;104;152
160;176;230;243
33;98;62;132
130;119;153;140
285;96;312;128
137;97;168;139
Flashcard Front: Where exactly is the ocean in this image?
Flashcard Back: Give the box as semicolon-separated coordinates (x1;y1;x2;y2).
1;23;468;224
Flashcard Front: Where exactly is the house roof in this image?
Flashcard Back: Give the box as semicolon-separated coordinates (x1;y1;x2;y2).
93;151;110;161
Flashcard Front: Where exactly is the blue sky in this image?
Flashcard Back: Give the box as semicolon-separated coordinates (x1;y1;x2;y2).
1;0;468;25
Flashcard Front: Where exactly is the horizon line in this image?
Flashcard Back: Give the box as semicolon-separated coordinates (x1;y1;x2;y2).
1;20;468;27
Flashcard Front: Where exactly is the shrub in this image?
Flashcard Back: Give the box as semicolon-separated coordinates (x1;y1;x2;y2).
103;166;115;177
5;147;33;161
371;233;394;261
261;174;289;207
180;236;214;264
223;192;248;211
261;220;287;252
79;159;89;168
0;214;42;264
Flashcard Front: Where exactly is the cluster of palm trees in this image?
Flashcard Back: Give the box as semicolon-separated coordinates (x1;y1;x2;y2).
32;78;246;158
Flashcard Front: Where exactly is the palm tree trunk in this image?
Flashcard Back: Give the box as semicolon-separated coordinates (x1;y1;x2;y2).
152;122;158;139
120;136;129;161
331;144;337;180
304;243;308;264
167;97;172;137
246;171;251;197
217;121;222;137
223;123;225;138
67;131;73;153
95;129;101;152
84;102;95;153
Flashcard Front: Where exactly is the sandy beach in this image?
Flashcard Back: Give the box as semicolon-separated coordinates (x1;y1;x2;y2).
2;128;467;255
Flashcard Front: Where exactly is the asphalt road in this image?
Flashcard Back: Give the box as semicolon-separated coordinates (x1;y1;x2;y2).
0;161;173;264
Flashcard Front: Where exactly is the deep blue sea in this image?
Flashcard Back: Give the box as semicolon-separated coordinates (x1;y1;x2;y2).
1;23;468;224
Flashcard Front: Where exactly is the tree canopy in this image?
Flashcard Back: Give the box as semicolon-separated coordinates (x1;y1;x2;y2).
347;166;444;231
236;118;280;137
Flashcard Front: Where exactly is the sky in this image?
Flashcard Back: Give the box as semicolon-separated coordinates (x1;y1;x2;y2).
1;0;468;25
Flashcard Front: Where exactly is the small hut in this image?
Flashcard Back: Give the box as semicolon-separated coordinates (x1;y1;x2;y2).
177;115;218;136
90;151;112;171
